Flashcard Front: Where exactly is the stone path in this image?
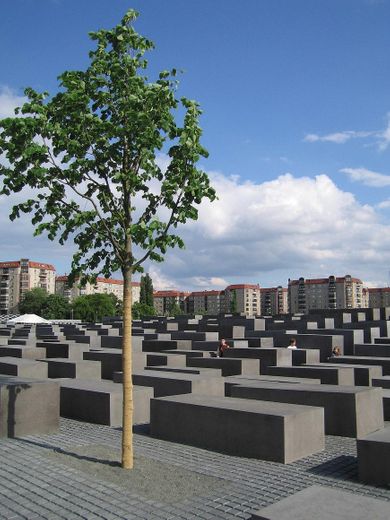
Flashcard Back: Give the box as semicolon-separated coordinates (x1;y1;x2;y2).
0;418;389;519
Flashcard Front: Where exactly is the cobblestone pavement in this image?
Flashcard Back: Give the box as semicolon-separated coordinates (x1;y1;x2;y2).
0;419;390;520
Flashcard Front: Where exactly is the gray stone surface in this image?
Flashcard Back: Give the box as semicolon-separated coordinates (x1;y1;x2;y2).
60;379;153;426
187;356;261;376
132;370;225;397
0;357;48;379
151;394;325;463
230;381;384;437
39;358;102;379
250;485;390;519
0;417;388;519
357;426;390;486
0;376;59;438
265;365;355;385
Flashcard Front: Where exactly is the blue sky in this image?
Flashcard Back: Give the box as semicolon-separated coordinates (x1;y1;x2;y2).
1;0;390;290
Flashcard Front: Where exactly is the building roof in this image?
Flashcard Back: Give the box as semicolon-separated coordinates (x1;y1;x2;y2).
289;276;363;285
0;260;55;270
368;287;390;293
225;284;260;290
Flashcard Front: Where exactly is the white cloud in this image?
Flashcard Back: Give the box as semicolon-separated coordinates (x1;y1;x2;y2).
377;199;390;209
304;114;390;151
304;131;372;144
340;167;390;187
0;86;26;119
155;171;390;289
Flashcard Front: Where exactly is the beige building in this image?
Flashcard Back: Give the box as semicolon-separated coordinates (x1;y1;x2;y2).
260;286;288;315
0;259;56;314
222;284;261;316
55;276;140;303
153;290;189;315
368;287;390;308
288;275;364;313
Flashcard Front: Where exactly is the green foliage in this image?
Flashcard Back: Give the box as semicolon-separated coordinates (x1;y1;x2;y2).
72;293;117;322
19;287;48;315
0;9;216;281
140;273;154;307
166;302;183;317
132;301;156;319
18;288;70;319
41;294;71;319
230;290;237;313
108;293;123;316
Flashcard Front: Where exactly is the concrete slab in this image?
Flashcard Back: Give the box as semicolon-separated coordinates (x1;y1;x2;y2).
250;485;390;519
230;381;384;437
151;394;324;463
357;426;390;486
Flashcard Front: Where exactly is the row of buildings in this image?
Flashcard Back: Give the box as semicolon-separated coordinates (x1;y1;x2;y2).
1;259;390;316
0;260;140;314
154;276;390;315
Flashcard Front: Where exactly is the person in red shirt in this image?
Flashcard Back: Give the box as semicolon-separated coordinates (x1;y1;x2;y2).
218;338;230;357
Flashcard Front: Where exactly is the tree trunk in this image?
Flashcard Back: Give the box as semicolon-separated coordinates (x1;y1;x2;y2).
122;265;133;469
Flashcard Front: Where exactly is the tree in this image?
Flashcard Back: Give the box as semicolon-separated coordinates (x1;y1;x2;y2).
140;273;154;307
41;293;70;319
72;293;117;322
19;287;47;315
230;290;238;313
0;10;216;469
166;302;183;317
132;301;155;319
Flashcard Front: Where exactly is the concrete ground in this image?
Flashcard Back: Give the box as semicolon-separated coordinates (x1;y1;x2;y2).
0;419;390;520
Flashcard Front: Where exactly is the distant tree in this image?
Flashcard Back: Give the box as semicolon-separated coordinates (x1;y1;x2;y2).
132;301;156;319
72;293;117;322
140;273;154;307
41;293;71;319
19;287;47;315
167;302;183;317
230;290;238;313
108;293;123;316
0;10;216;469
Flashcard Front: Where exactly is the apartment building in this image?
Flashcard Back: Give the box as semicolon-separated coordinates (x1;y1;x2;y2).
0;259;56;314
55;276;140;303
186;290;223;315
153;290;189;315
368;287;390;308
222;284;261;316
288;275;364;313
260;286;288;315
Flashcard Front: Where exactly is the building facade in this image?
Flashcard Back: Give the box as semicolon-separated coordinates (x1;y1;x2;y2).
368;287;390;308
153;290;189;315
222;284;261;316
0;259;56;314
186;290;223;315
260;286;288;315
55;276;140;303
288;275;364;313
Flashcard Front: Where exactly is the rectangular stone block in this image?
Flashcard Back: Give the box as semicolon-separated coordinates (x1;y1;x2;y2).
0;357;48;379
357;426;390;486
265;365;354;385
325;362;382;386
0;346;47;359
224;347;291;374
0;376;59;438
132;370;224;397
187;356;260;376
59;379;153;426
39;359;101;379
250;485;390;520
151;394;324;463
328;355;390;375
230;381;384;437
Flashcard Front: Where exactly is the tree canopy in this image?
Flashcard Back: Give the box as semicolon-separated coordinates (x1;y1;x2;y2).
0;9;216;469
19;288;70;319
73;293;117;322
